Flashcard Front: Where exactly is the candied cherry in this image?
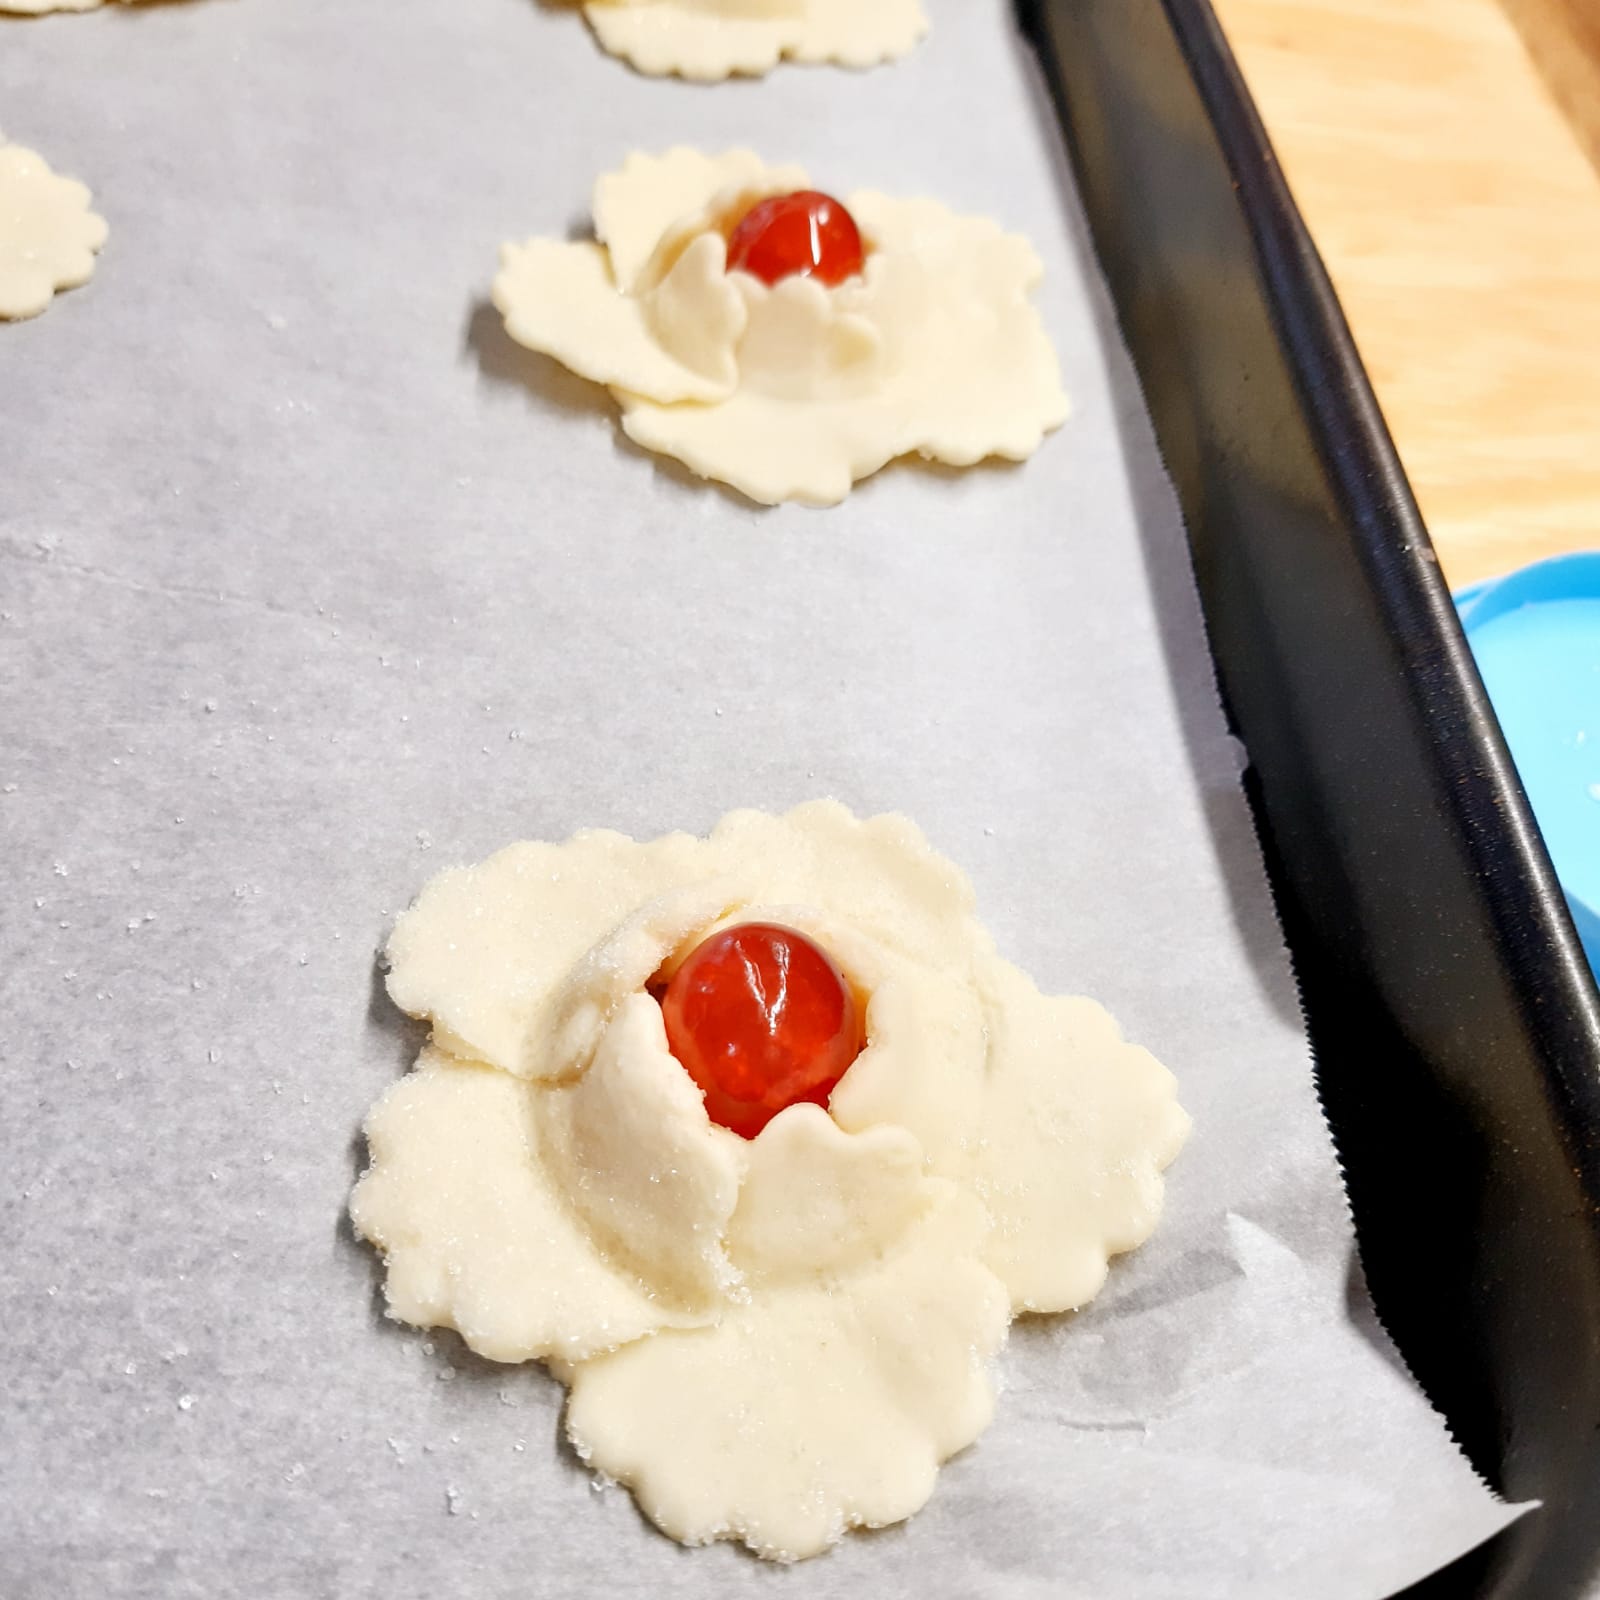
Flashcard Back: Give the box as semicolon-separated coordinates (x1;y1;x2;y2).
658;922;864;1139
725;190;865;288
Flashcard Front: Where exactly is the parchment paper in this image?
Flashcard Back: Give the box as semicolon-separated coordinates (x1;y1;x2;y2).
0;1;1525;1595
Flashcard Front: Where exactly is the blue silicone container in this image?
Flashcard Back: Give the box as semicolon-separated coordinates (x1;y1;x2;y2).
1457;553;1600;980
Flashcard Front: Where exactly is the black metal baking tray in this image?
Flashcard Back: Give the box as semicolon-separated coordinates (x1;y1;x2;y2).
1015;1;1600;1594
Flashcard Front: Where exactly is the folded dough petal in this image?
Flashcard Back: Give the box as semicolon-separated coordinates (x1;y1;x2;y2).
726;1103;927;1284
492;238;734;404
561;1184;1008;1559
525;881;740;1081
384;828;705;1075
594;148;795;293
969;960;1191;1313
733;272;883;401
641;231;747;389
540;993;744;1308
350;1049;715;1362
828;955;989;1178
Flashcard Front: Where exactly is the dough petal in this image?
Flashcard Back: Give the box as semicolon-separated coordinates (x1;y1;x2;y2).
734;271;883;401
0;145;108;322
525;880;740;1080
562;1185;1008;1559
384;828;705;1075
581;0;925;80
584;2;798;82
828;954;989;1178
492;238;732;404
727;1103;927;1283
619;386;892;506
850;194;1071;466
593;148;789;293
350;1049;710;1362
641;230;746;389
541;994;744;1309
970;960;1192;1313
702;801;983;971
786;0;928;66
0;0;105;12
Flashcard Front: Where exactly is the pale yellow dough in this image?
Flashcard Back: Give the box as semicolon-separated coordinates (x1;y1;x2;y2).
351;801;1188;1560
491;148;1071;505
581;0;927;81
0;145;107;321
0;0;106;12
0;0;150;13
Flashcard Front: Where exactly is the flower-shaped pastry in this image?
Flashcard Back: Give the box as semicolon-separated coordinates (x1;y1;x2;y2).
351;801;1188;1560
0;145;107;321
491;148;1070;505
579;0;927;80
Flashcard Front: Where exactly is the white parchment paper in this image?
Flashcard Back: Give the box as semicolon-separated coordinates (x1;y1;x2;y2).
0;1;1524;1594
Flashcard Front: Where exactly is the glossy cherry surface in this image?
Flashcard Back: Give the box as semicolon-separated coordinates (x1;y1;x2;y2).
724;190;865;288
658;922;864;1139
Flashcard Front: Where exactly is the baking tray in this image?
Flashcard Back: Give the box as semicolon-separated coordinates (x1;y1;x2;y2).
1016;0;1600;1593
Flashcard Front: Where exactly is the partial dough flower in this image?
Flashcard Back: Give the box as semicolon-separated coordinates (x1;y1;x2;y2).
352;801;1188;1560
581;0;927;81
2;0;130;14
0;145;107;321
492;148;1070;505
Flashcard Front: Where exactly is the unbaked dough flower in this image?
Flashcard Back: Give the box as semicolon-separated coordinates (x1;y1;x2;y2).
491;148;1070;505
0;145;107;322
351;801;1188;1560
1;0;135;14
580;0;927;81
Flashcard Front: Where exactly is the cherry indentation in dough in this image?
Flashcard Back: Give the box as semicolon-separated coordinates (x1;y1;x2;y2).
658;922;864;1139
725;191;865;289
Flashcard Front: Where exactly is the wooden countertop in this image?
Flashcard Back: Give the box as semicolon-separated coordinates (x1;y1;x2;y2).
1211;0;1600;589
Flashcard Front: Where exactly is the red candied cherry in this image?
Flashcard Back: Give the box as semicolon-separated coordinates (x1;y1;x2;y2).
725;191;865;288
659;922;865;1139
